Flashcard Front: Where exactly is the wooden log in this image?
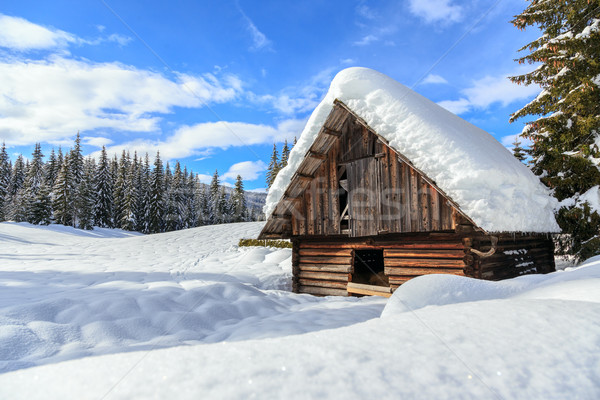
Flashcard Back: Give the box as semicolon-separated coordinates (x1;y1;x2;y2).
300;256;353;265
299;264;353;273
298;271;349;282
299;241;465;250
299;285;348;297
385;266;464;276
347;282;392;297
299;248;353;257
298;278;347;289
388;276;415;285
383;249;465;258
384;258;465;268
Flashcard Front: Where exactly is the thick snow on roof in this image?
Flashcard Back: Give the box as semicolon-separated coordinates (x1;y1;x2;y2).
265;67;559;233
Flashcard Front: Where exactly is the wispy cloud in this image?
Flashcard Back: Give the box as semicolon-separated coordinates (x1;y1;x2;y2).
237;6;273;52
421;74;448;85
437;70;540;115
407;0;463;24
94;118;305;162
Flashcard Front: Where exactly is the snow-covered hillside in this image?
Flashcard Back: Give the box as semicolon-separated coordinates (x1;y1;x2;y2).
0;222;599;399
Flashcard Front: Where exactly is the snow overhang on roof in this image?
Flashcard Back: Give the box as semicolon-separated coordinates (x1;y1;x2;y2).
264;67;560;233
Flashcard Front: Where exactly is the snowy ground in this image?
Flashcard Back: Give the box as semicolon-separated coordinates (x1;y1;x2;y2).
0;222;599;399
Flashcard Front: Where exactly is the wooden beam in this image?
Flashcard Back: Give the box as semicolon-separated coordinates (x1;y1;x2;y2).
308;151;327;160
323;128;342;137
347;282;392;297
297;173;313;180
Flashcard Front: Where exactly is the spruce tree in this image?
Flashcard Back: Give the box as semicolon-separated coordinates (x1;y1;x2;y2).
120;153;138;231
0;143;10;221
113;150;130;228
53;154;74;226
44;148;59;188
76;157;96;230
510;1;600;260
24;143;45;223
208;170;221;224
280;140;290;169
137;153;152;233
30;181;52;225
512;137;527;163
9;155;26;197
232;174;247;222
94;146;114;228
69;132;84;186
266;144;280;189
147;151;165;233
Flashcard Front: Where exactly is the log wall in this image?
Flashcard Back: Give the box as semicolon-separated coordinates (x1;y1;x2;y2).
293;233;556;296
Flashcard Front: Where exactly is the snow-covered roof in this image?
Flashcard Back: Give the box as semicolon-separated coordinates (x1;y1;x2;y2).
265;67;560;233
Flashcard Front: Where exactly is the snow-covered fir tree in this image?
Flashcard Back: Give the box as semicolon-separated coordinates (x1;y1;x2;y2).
208;170;221;225
76;157;96;230
94;146;114;228
113;150;130;228
52;154;74;226
512;137;527;162
0;143;10;221
147;151;165;233
30;180;52;225
510;0;600;260
280;140;290;169
24;143;47;223
120;153;139;231
266;144;280;189
44;148;59;189
232;174;247;222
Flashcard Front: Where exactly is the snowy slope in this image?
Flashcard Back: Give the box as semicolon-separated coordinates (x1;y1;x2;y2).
265;67;559;233
0;222;384;373
1;222;599;399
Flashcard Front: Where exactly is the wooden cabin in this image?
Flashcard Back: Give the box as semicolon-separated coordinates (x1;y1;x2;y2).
259;69;558;297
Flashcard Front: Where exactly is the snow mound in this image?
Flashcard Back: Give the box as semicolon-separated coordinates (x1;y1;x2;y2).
265;67;559;233
382;257;600;317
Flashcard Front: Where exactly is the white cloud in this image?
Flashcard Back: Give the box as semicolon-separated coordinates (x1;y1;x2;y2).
354;34;379;46
422;74;448;85
437;98;471;114
0;56;244;145
83;136;114;148
0;14;132;51
408;0;463;24
96;118;305;162
0;14;76;50
437;71;540;115
249;67;336;115
356;5;378;20
222;160;267;181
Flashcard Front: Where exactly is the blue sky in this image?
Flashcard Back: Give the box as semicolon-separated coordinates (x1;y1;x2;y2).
0;0;540;190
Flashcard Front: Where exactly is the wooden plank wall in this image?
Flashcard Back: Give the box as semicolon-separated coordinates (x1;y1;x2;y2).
290;116;457;238
467;235;555;280
295;241;353;296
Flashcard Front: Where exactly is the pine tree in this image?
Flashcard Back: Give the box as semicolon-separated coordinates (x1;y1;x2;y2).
280;140;290;169
113;150;130;228
512;137;527;163
9;155;26;197
510;1;600;260
94;146;114;228
0;143;10;221
24;143;45;223
232;174;247;222
76;157;96;230
266;144;280;189
44;148;59;188
147;151;165;233
30;180;52;225
208;170;221;224
53;154;74;226
120;153;138;231
137;153;152;233
69;132;84;186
